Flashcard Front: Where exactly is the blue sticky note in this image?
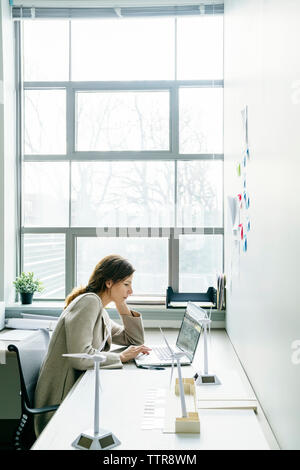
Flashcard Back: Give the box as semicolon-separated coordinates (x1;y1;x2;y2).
243;192;250;209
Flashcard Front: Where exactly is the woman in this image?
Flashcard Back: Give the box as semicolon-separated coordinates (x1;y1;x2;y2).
34;254;150;437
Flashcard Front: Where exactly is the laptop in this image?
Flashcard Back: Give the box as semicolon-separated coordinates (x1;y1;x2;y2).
135;302;205;368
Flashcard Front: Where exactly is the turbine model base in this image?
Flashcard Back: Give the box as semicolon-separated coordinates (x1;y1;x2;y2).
194;372;221;386
175;378;200;434
175;412;200;433
72;428;121;450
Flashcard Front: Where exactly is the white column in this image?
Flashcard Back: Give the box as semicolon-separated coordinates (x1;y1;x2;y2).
203;323;209;375
176;357;187;418
94;361;100;435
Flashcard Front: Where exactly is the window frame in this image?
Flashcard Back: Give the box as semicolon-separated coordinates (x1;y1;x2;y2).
16;16;224;303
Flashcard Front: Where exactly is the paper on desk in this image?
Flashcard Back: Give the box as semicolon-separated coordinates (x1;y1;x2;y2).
0;329;37;341
5;318;57;331
170;302;214;308
196;370;256;401
197;400;258;411
141;388;167;431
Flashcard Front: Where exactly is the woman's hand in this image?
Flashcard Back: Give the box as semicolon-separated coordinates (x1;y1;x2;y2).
115;300;132;316
120;345;152;363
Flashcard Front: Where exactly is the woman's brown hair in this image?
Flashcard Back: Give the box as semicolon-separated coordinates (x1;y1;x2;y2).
64;254;135;309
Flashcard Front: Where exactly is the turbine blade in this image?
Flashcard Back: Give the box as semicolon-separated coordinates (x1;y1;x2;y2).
170;357;174;389
159;327;173;355
63;353;90;359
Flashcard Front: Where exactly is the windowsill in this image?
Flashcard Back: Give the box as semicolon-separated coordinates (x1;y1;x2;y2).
5;300;166;310
10;297;166;306
4;301;226;328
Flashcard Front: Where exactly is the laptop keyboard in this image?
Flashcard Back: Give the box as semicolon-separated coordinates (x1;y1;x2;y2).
152;346;172;361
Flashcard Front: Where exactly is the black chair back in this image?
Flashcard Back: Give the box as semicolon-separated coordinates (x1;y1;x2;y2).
8;329;50;410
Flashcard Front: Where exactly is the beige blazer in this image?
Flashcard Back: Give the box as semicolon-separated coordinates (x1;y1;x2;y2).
34;293;144;437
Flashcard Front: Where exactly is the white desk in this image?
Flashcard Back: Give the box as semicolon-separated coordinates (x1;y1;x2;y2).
32;329;276;451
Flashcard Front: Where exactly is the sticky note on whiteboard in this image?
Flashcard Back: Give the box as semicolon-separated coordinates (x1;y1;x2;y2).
227;196;238;228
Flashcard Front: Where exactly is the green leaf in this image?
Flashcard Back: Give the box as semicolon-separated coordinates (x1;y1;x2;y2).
13;272;44;294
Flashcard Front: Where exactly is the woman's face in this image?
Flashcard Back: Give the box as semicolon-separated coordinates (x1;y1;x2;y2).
107;274;134;304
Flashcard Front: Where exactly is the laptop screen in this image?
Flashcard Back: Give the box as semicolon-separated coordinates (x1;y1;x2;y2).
176;303;204;360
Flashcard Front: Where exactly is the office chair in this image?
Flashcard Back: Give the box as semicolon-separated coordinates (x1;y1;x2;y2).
8;329;59;450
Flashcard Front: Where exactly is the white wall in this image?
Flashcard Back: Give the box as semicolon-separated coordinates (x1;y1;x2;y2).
224;0;300;449
0;0;16;303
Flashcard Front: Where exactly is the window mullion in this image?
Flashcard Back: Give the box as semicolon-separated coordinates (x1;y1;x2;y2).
23;80;223;89
66;83;74;157
169;230;179;292
65;229;75;297
15;20;23;286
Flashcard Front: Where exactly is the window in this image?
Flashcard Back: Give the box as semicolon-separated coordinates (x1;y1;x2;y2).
17;8;224;301
75;90;170;152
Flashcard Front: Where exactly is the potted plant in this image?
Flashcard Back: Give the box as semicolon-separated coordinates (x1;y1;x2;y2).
13;272;44;305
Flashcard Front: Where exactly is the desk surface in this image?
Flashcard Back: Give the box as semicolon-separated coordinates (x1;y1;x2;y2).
32;329;276;451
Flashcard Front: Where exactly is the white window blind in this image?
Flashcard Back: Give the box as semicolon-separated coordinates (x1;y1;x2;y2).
12;3;224;19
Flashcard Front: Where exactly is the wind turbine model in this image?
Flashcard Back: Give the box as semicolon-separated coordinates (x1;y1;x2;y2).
160;328;189;418
62;334;121;450
189;303;221;386
160;328;199;433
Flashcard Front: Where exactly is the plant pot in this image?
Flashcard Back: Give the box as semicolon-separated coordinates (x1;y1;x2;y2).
20;292;34;305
